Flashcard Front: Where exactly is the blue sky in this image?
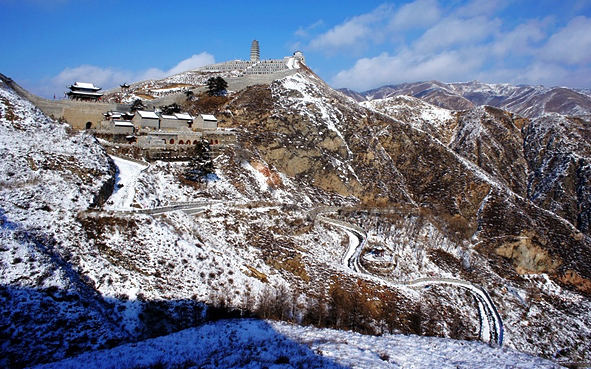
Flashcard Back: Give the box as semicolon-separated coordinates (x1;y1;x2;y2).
1;0;591;98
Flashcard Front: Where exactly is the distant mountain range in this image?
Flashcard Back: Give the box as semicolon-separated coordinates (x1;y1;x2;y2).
340;80;591;118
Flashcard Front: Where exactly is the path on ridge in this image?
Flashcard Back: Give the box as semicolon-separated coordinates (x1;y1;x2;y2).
104;156;149;211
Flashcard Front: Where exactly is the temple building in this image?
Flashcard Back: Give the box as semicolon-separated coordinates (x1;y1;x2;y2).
66;82;104;101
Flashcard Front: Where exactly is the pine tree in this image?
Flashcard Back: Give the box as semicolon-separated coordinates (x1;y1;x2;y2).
130;99;146;112
185;139;215;182
160;103;181;115
206;76;228;97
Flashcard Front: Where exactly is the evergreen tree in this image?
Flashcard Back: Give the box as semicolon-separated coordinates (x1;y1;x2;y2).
206;76;228;97
160;103;182;115
185;139;215;182
130;99;146;112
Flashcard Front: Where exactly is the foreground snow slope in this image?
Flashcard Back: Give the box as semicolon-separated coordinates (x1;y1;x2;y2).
0;77;127;367
33;318;561;369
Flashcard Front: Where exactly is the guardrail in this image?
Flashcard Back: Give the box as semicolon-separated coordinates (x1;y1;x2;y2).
559;363;591;368
137;201;223;215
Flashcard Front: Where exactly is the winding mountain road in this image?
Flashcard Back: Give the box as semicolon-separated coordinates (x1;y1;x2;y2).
317;214;504;347
103;157;504;346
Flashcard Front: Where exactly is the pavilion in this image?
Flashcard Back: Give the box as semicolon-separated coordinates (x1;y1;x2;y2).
66;82;104;101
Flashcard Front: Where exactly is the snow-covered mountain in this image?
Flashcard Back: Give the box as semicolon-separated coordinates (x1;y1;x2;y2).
2;68;591;368
342;80;591;118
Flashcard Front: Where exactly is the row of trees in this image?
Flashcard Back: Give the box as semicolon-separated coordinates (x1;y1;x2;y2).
206;279;454;337
137;275;475;342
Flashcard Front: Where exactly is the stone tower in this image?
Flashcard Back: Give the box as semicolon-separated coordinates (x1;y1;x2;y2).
250;40;260;62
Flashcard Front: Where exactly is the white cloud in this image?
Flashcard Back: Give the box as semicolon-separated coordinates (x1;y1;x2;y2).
51;65;133;91
34;53;215;98
295;20;325;38
519;62;569;85
319;2;591;90
305;0;500;56
539;16;591;65
490;18;548;57
413;16;501;53
146;52;216;79
307;0;442;54
477;62;591;89
455;0;508;17
474;63;564;87
388;0;441;31
308;4;394;55
332;48;485;91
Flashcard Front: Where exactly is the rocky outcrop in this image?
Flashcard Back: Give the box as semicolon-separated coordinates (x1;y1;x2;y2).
523;114;591;235
90;155;117;208
450;106;528;196
495;231;562;274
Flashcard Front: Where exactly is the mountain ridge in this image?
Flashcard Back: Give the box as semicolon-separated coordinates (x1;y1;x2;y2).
340;80;591;118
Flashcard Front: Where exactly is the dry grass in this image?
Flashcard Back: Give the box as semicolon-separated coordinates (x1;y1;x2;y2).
135;93;156;100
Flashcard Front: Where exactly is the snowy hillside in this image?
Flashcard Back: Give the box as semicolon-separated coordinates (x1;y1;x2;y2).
0;77;126;367
33;319;561;369
2;68;591;369
361;95;456;143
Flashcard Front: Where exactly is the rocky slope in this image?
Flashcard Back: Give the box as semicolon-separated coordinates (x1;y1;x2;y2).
342;80;591;119
220;70;591;360
2;69;591;367
361;94;591;240
524;114;591;235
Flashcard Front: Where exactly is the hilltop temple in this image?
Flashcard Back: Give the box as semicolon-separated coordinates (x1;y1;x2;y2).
66;82;104;101
199;40;305;75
